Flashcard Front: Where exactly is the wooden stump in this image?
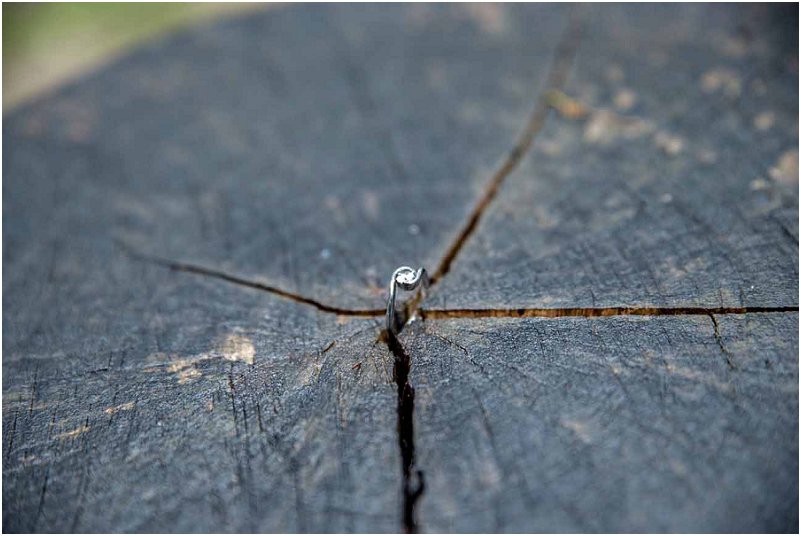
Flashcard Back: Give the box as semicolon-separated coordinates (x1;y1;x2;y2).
4;4;798;532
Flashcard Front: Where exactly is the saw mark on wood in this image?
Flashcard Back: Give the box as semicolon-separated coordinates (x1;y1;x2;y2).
6;409;19;457
33;467;49;532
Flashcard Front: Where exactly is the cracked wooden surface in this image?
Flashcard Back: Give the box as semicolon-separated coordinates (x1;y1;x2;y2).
4;264;399;531
7;3;573;312
3;3;798;533
400;313;798;532
430;3;799;311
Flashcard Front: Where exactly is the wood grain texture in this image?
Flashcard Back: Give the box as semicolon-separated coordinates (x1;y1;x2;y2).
430;3;799;310
4;6;573;527
5;105;400;531
400;313;798;532
5;3;571;311
3;263;399;531
3;3;798;533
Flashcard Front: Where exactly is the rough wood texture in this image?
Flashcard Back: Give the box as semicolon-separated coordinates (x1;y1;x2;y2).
3;3;798;533
4;62;401;529
4;264;400;532
431;3;799;310
399;313;798;532
5;3;571;312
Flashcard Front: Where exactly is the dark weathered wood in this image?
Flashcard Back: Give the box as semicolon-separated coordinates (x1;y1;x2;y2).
400;313;798;532
430;3;799;310
5;107;401;531
3;5;577;531
3;3;798;533
5;4;571;311
3;258;400;531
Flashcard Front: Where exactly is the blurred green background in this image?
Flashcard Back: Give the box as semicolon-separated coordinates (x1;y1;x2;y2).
3;2;273;111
